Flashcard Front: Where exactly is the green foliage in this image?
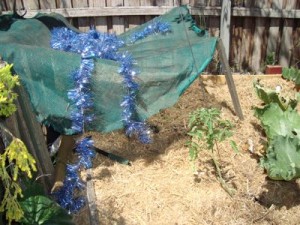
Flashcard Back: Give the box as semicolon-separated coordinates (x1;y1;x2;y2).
230;140;239;154
253;80;298;111
0;64;19;117
254;81;300;181
0;138;37;225
260;136;300;181
188;107;235;159
0;61;72;225
4;138;37;180
254;103;300;140
19;195;74;225
0;169;23;224
265;51;276;65
282;67;300;86
187;107;237;196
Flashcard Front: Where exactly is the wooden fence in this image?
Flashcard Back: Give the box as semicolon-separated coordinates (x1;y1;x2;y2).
1;0;300;73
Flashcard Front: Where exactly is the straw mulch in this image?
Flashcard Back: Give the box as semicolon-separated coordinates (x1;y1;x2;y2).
77;75;300;225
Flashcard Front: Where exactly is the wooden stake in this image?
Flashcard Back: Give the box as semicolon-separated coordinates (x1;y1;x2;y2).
86;168;100;225
217;39;244;120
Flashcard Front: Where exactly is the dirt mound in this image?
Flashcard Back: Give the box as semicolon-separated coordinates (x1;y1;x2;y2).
77;75;300;225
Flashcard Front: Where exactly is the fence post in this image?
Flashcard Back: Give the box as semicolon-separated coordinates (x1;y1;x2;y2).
217;39;244;120
220;0;231;60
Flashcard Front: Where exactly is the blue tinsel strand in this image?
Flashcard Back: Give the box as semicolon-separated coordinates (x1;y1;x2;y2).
51;22;172;143
50;21;171;212
53;163;86;213
129;19;171;43
53;137;96;213
52;33;96;212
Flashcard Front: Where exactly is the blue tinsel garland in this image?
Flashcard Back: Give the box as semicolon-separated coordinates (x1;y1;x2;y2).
50;19;171;213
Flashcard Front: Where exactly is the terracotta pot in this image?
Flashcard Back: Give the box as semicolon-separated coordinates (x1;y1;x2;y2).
265;65;282;74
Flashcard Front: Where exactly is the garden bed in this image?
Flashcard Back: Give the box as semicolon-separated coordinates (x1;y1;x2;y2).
77;75;300;225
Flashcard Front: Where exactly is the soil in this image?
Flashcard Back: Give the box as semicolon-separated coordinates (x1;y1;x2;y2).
76;75;300;225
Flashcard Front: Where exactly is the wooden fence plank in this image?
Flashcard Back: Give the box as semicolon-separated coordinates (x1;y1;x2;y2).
124;0;140;32
92;0;107;33
156;0;174;6
4;0;24;11
230;17;243;72
39;0;56;9
232;0;243;7
78;17;90;32
72;0;88;7
291;1;300;67
208;15;220;37
180;0;190;5
207;0;221;37
72;0;89;32
209;0;221;7
95;17;107;32
107;0;125;34
279;0;297;67
266;0;283;66
251;0;270;73
1;2;300;72
240;18;254;71
56;0;72;8
193;0;205;7
90;0;106;7
23;0;39;10
239;0;253;71
291;19;300;67
2;6;298;18
140;0;155;6
140;0;153;22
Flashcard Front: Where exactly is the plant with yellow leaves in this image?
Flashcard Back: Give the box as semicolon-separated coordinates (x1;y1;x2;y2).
0;62;37;224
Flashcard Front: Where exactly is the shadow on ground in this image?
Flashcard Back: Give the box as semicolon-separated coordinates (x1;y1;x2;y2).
256;178;300;209
98;199;127;225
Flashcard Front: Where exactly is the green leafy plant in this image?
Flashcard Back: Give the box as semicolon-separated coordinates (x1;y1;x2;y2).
253;80;300;180
0;63;19;117
282;67;300;86
254;80;299;111
187;107;237;196
0;62;35;224
265;51;276;66
19;195;74;225
0;60;74;225
0;133;37;225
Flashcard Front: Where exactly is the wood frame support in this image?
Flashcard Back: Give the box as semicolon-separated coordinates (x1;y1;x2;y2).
217;38;244;120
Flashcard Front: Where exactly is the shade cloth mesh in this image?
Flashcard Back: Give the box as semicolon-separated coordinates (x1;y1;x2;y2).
0;6;217;135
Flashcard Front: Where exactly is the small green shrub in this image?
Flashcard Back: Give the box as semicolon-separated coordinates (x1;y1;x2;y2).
187;107;237;196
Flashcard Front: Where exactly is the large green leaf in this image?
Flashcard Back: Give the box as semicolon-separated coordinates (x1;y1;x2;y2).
261;135;300;181
20;195;74;225
254;103;300;140
282;67;300;86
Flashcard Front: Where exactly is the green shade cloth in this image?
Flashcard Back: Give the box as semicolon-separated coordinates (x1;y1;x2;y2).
0;7;217;135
